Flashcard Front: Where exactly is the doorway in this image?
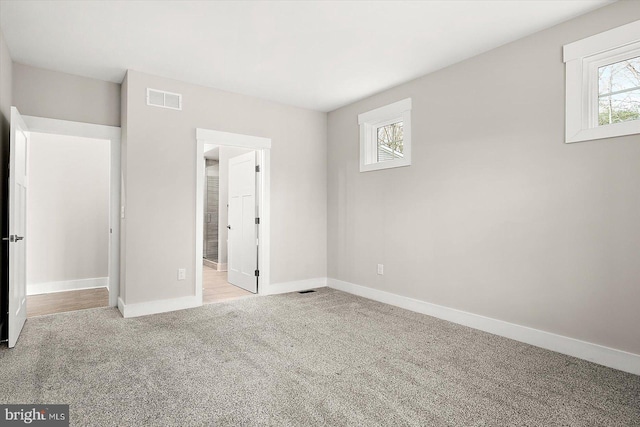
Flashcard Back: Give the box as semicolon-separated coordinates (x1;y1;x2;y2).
6;111;120;346
195;128;271;305
22;116;121;316
201;145;256;303
26;132;111;317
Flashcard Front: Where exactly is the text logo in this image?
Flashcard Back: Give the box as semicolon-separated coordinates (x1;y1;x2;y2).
0;405;68;426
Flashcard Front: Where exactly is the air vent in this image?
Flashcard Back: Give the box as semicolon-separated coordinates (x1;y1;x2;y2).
298;290;316;294
146;88;182;110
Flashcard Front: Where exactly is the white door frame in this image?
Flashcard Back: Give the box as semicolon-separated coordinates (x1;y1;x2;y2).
22;115;121;307
195;128;271;303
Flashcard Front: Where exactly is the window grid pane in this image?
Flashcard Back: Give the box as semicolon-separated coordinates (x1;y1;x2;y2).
377;121;404;162
598;57;640;126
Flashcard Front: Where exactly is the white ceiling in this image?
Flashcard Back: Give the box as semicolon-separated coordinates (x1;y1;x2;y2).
0;0;612;112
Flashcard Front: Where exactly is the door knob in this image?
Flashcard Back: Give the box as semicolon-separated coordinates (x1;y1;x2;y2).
15;236;24;241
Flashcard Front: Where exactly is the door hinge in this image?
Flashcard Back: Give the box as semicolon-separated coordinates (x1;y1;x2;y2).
255;270;260;277
255;217;260;224
255;165;260;172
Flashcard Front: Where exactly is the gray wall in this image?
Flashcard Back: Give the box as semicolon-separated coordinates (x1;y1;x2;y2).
12;63;120;126
27;133;110;287
327;0;640;356
122;70;327;304
0;30;12;337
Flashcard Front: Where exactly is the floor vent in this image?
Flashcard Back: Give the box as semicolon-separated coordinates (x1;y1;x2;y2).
298;290;316;294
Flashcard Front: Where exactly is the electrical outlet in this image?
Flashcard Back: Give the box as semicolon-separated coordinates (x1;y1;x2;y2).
177;268;186;280
377;264;384;275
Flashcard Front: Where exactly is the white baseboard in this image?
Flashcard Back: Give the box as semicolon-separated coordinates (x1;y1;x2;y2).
263;277;327;296
202;259;216;269
202;259;227;271
27;277;108;296
327;278;640;376
117;295;201;318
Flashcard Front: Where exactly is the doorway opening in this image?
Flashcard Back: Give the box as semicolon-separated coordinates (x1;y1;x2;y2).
195;128;271;305
5;110;120;346
202;145;256;303
26;132;111;317
22;115;120;318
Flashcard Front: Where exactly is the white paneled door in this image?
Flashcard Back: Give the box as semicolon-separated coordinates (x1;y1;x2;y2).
7;107;29;348
227;151;258;293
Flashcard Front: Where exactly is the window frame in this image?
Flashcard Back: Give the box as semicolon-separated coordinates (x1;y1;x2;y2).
358;98;412;172
564;20;640;143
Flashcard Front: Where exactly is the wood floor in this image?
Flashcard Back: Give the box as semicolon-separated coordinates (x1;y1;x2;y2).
203;266;253;304
26;268;248;316
27;287;109;317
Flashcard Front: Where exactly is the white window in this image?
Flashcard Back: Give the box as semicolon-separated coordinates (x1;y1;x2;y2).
358;98;411;172
564;20;640;143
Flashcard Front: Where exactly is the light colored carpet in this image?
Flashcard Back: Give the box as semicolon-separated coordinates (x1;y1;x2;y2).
0;288;638;426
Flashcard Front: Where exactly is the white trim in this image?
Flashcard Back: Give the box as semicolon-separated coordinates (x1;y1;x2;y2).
196;128;271;150
22;116;121;308
327;278;640;376
358;98;412;125
563;20;640;62
563;20;640;143
358;98;412;172
27;277;108;296
196;128;271;303
203;259;227;271
566;118;640;143
263;278;327;295
22;116;121;141
117;295;200;318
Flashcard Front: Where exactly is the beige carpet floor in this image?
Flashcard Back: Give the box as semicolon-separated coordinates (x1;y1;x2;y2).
0;288;638;426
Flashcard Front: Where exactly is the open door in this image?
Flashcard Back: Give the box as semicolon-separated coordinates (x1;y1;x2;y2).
227;151;258;293
6;107;29;348
3;107;29;348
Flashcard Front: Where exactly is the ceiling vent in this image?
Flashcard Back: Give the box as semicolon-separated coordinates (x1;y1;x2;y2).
146;88;182;110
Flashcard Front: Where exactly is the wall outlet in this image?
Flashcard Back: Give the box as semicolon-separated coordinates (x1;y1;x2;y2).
177;268;186;280
377;264;384;275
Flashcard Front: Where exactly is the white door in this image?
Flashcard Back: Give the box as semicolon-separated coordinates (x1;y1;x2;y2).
7;107;29;348
227;151;258;293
